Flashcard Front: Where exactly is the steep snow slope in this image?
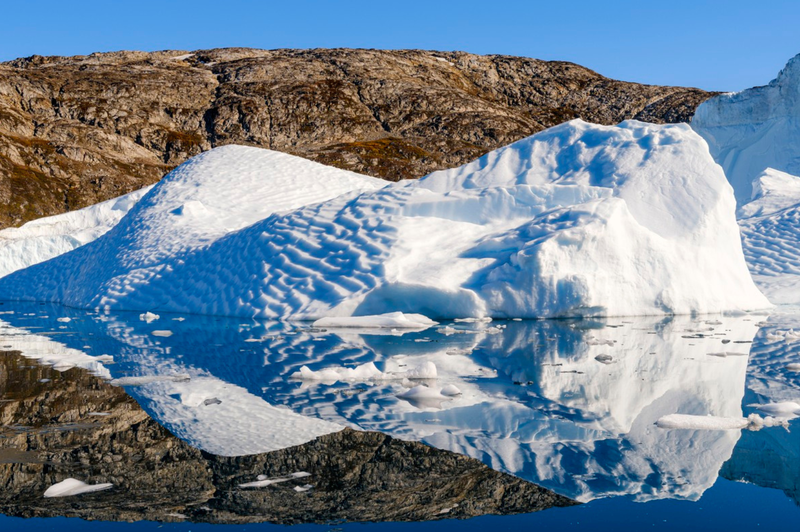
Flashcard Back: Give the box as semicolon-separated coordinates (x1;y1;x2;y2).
0;186;151;278
0;120;768;318
693;54;800;304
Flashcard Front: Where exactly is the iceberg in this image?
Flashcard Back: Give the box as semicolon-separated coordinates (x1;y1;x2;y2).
0;120;768;319
0;185;151;278
693;53;800;304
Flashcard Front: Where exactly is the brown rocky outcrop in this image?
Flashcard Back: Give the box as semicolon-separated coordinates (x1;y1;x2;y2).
0;48;715;228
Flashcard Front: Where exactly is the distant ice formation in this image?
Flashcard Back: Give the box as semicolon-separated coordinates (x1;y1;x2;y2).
0;122;768;319
693;53;800;304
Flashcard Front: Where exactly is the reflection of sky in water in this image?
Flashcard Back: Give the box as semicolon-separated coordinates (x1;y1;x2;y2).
1;302;799;506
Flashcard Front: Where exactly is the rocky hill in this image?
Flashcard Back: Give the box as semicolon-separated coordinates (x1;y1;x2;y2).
0;48;715;228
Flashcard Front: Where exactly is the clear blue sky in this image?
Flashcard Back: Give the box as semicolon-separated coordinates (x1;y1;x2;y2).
2;0;798;91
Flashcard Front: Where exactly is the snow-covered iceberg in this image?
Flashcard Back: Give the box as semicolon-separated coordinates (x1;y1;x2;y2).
0;121;768;318
693;53;800;304
0;186;151;278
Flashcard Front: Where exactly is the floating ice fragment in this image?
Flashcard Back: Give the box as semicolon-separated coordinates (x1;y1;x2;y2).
139;312;160;323
440;384;463;396
151;330;173;337
748;401;800;418
239;471;311;489
656;413;787;431
44;478;113;498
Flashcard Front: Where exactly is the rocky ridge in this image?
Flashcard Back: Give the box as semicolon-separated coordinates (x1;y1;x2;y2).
0;48;715;228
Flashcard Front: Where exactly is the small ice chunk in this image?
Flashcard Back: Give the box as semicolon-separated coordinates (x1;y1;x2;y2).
44;478;113;498
152;330;173;337
440;384;462;396
404;361;437;380
56;317;71;323
748;401;800;417
787;363;800;372
239;471;311;489
291;362;384;383
139;312;160;323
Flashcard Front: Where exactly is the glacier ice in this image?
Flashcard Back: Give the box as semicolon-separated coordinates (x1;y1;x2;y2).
0;120;769;319
693;53;800;305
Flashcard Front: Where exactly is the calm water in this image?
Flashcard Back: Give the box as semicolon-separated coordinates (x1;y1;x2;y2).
1;301;799;530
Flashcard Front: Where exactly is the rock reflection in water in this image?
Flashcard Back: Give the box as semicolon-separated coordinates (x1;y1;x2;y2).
0;303;787;508
0;351;574;523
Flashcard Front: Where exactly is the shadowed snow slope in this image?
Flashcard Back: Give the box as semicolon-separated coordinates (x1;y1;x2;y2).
693;54;800;304
0;121;768;318
0;186;151;278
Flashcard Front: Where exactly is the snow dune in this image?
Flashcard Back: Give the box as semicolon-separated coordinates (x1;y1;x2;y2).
0;121;768;319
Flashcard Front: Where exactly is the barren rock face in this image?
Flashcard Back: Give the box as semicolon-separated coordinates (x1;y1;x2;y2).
0;47;715;228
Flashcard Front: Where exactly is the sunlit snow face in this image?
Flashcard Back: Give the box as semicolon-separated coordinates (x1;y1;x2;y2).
3;302;797;504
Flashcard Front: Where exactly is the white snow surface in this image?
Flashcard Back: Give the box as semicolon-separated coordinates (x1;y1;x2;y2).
44;478;113;498
0;186;151;278
0;122;768;319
